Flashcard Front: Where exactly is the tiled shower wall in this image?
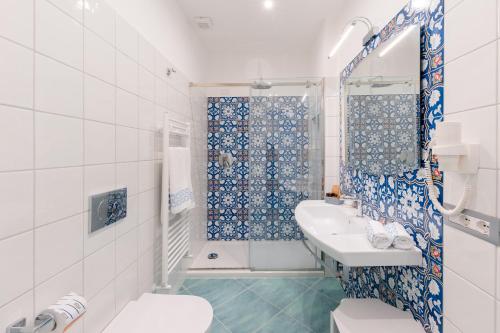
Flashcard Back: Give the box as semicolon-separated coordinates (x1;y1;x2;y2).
0;1;203;332
442;0;500;332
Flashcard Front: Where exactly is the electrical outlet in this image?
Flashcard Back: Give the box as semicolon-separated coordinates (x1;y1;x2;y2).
448;213;490;236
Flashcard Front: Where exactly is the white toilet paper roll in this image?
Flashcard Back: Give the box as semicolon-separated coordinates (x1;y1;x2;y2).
41;293;87;333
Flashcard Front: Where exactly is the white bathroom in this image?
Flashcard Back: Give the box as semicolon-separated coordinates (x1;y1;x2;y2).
0;0;499;332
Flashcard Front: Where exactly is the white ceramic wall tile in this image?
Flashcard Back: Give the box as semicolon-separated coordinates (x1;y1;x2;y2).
116;15;137;60
0;171;33;239
0;0;33;47
444;267;495;333
138;98;156;131
138;219;154;255
34;261;83;313
84;29;115;85
138;161;155;192
83;0;115;45
35;0;83;69
116;126;138;163
155;51;169;80
325;157;339;178
325;116;340;137
0;232;33;307
84;75;115;124
138;189;155;224
35;167;83;226
83;164;115;211
0;291;34;333
0;38;33;108
45;0;83;22
138;37;155;73
138;130;155;161
116;162;139;196
116;88;138;128
325;96;340;117
35;54;83;118
137;248;154;294
155;78;168;107
444;0;465;13
445;42;497;113
83;212;115;256
139;67;155;102
114;262;138;312
444;225;496;295
0;105;33;171
115;229;138;274
116;195;138;237
83;282;115;333
84;242;115;299
325;137;340;157
497;246;500;300
84;120;115;165
446;106;497;169
34;215;83;284
116;52;138;94
443;318;462;333
444;169;497;217
35;112;83;168
444;0;496;63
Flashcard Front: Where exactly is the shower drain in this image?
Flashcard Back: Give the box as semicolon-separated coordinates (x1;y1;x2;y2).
207;252;218;260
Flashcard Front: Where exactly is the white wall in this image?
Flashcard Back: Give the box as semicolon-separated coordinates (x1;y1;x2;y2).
106;0;207;81
204;48;315;82
0;0;204;332
442;0;500;332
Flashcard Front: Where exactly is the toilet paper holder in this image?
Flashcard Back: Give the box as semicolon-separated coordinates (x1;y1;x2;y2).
6;313;55;333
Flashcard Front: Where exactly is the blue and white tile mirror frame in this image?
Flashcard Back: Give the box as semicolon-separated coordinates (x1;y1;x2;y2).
339;1;444;332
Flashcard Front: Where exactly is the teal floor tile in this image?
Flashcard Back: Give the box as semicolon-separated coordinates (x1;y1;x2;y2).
182;278;207;289
210;317;231;333
185;279;247;309
289;277;322;287
235;278;260;288
176;286;192;295
310;278;346;302
215;290;281;333
248;278;308;309
283;289;340;333
255;312;313;333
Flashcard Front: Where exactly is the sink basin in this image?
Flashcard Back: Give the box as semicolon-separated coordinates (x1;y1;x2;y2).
295;200;422;267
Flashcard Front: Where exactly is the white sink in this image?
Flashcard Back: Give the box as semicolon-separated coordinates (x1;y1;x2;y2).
295;200;422;267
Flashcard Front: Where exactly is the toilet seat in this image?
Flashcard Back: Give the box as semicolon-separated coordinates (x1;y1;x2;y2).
103;293;213;333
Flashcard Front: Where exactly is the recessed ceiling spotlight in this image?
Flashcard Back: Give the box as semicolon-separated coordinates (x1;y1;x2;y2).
263;0;274;10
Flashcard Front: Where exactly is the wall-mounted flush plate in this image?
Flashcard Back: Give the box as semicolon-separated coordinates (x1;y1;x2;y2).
89;188;127;233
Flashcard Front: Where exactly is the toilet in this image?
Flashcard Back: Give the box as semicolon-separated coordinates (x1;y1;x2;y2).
331;299;424;333
103;293;213;333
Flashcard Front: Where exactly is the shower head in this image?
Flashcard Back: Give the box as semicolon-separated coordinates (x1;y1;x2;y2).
251;80;272;90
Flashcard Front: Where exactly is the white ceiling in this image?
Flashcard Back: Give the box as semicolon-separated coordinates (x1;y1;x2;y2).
176;0;347;53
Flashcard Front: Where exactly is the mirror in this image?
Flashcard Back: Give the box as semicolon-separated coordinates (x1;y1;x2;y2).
342;24;421;176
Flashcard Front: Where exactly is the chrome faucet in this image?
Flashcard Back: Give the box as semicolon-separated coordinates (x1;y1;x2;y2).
341;195;363;217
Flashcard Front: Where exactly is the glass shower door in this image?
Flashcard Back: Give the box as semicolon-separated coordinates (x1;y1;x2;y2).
248;80;324;270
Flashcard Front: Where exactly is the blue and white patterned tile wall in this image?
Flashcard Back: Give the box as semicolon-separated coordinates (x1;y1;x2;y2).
248;96;309;241
207;96;309;241
339;1;444;332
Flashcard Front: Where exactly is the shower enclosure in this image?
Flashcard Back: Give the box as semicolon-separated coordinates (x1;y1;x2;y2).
192;78;324;271
248;79;324;270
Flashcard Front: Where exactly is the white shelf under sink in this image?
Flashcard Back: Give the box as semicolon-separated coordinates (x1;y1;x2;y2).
296;200;422;267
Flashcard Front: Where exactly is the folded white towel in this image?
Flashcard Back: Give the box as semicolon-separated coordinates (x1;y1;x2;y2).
168;147;195;214
385;223;414;250
366;220;394;249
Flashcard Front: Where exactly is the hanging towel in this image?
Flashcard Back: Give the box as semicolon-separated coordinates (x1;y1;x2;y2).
168;147;195;214
385;222;415;250
366;220;394;250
